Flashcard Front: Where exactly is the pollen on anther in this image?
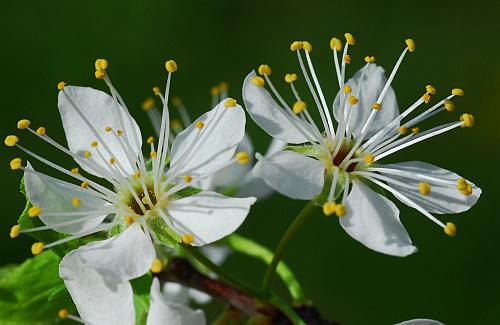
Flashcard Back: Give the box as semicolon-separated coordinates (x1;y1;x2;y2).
72;197;81;207
405;39;416;52
426;85;437;95
210;86;220;96
183;175;192;183
81;181;89;189
109;158;116;165
330;37;342;51
151;258;163;273
95;58;109;71
399;126;408;135
195;121;205;129
419;182;431;195
36;127;46;136
224;98;237;108
142;98;155;111
323;202;337;216
10;224;20;238
181;233;194;245
165;60;178;73
444;222;457;237
252;76;265;87
153;86;161;96
365;56;376;63
147;136;155;144
422;93;431;104
150;151;157;158
344;54;351;64
290;41;303;51
335;204;346;217
302;41;312;52
124;216;134;225
4;135;19;147
460;113;474;128
105;126;112;132
57;81;66;90
28;206;42;218
58;309;69;319
293;101;307;114
10;158;22;170
364;154;374;165
348;96;358;105
411;127;420;135
31;242;44;255
452;88;464;96
444;100;455;112
91;141;98;148
344;85;352;93
258;64;272;76
171;119;182;130
95;70;106;79
344;33;355;45
17;119;31;130
84;151;91;159
236;152;250;165
285;73;298;83
372;103;381;110
71;167;79;174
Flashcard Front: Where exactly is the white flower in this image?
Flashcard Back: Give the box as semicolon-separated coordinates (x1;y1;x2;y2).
242;37;481;257
143;83;285;200
58;277;206;325
6;59;256;324
395;320;444;325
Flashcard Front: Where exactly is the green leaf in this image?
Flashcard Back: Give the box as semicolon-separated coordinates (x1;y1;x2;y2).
314;167;346;206
0;251;74;324
223;234;305;303
147;216;180;247
284;144;322;159
131;274;152;325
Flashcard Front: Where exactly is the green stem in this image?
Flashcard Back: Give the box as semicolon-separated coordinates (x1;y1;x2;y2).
262;200;316;293
224;234;305;302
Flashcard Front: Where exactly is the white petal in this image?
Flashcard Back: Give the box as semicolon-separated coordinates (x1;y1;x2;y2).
162;282;190;305
333;64;399;138
168;191;256;246
147;278;206;325
188;288;212;304
243;71;315;144
253;150;324;200
58;86;142;178
200;133;254;190
202;246;231;266
24;162;109;235
169;99;246;177
59;224;155;325
383;161;481;214
340;181;417;257
394;319;444;325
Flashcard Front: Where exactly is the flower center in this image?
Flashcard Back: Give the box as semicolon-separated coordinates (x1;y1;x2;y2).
128;186;158;215
331;141;358;172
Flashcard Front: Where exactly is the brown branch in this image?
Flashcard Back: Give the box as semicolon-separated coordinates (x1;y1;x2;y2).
156;257;341;325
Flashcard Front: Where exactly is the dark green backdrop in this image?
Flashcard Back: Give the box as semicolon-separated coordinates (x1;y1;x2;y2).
1;1;499;324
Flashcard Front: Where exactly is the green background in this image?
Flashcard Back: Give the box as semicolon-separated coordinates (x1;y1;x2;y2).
1;0;499;324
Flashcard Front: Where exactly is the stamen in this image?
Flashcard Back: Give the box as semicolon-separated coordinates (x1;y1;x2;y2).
444;222;457;237
418;182;431;195
31;242;44;255
28;206;42;218
10;224;20;238
181;233;194;245
151;258;163;273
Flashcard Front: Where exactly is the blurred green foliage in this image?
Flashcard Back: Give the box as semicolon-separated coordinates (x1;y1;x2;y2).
1;0;499;324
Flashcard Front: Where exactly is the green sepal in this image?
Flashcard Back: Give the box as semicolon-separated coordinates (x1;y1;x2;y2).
0;251;74;324
146;216;180;247
216;186;240;197
131;273;152;325
167;185;202;201
314;167;346;206
284;144;323;159
108;223;126;238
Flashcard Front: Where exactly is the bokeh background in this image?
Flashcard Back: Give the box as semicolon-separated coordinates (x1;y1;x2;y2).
1;0;499;324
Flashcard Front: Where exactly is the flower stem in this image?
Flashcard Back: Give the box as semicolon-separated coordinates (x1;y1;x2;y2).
262;200;317;294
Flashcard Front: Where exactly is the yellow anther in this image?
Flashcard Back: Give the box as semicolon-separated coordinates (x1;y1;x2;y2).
422;93;431;104
170;119;182;130
124;216;135;225
181;233;194;245
236;151;250;164
57;81;66;90
210;86;220;96
335;204;346;217
81;181;89;189
17;119;30;130
72;197;81;207
150;151;157;158
94;70;106;79
348;96;358;105
195;121;205;129
183;175;192;183
71;167;79;174
251;76;265;87
116;130;123;137
372;102;381;110
399;126;408;135
224;98;237;108
323;202;337;216
418;182;431;195
109;158;116;165
258;64;272;76
36;127;46;136
133;171;141;179
343;85;352;93
10;224;20;239
219;81;229;91
461;183;473;196
452;88;464;96
293;101;307;114
290;41;303;51
411;127;420;135
142;97;155;111
344;33;355;45
426;85;436;95
28;206;42;218
285;73;298;83
460;113;474;128
10;158;22;170
456;178;468;190
343;54;351;64
172;97;182;107
94;58;108;71
84;151;91;158
58;309;69;319
165;60;178;73
444;222;457;237
4;135;19;147
91;141;98;148
105;126;112;132
31;242;44;255
330;37;342;51
302;41;312;52
147;136;155;144
444;100;455;112
141;197;148;204
153;86;161;96
405;39;416;52
151;258;163;273
364;56;376;63
364;154;374;165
